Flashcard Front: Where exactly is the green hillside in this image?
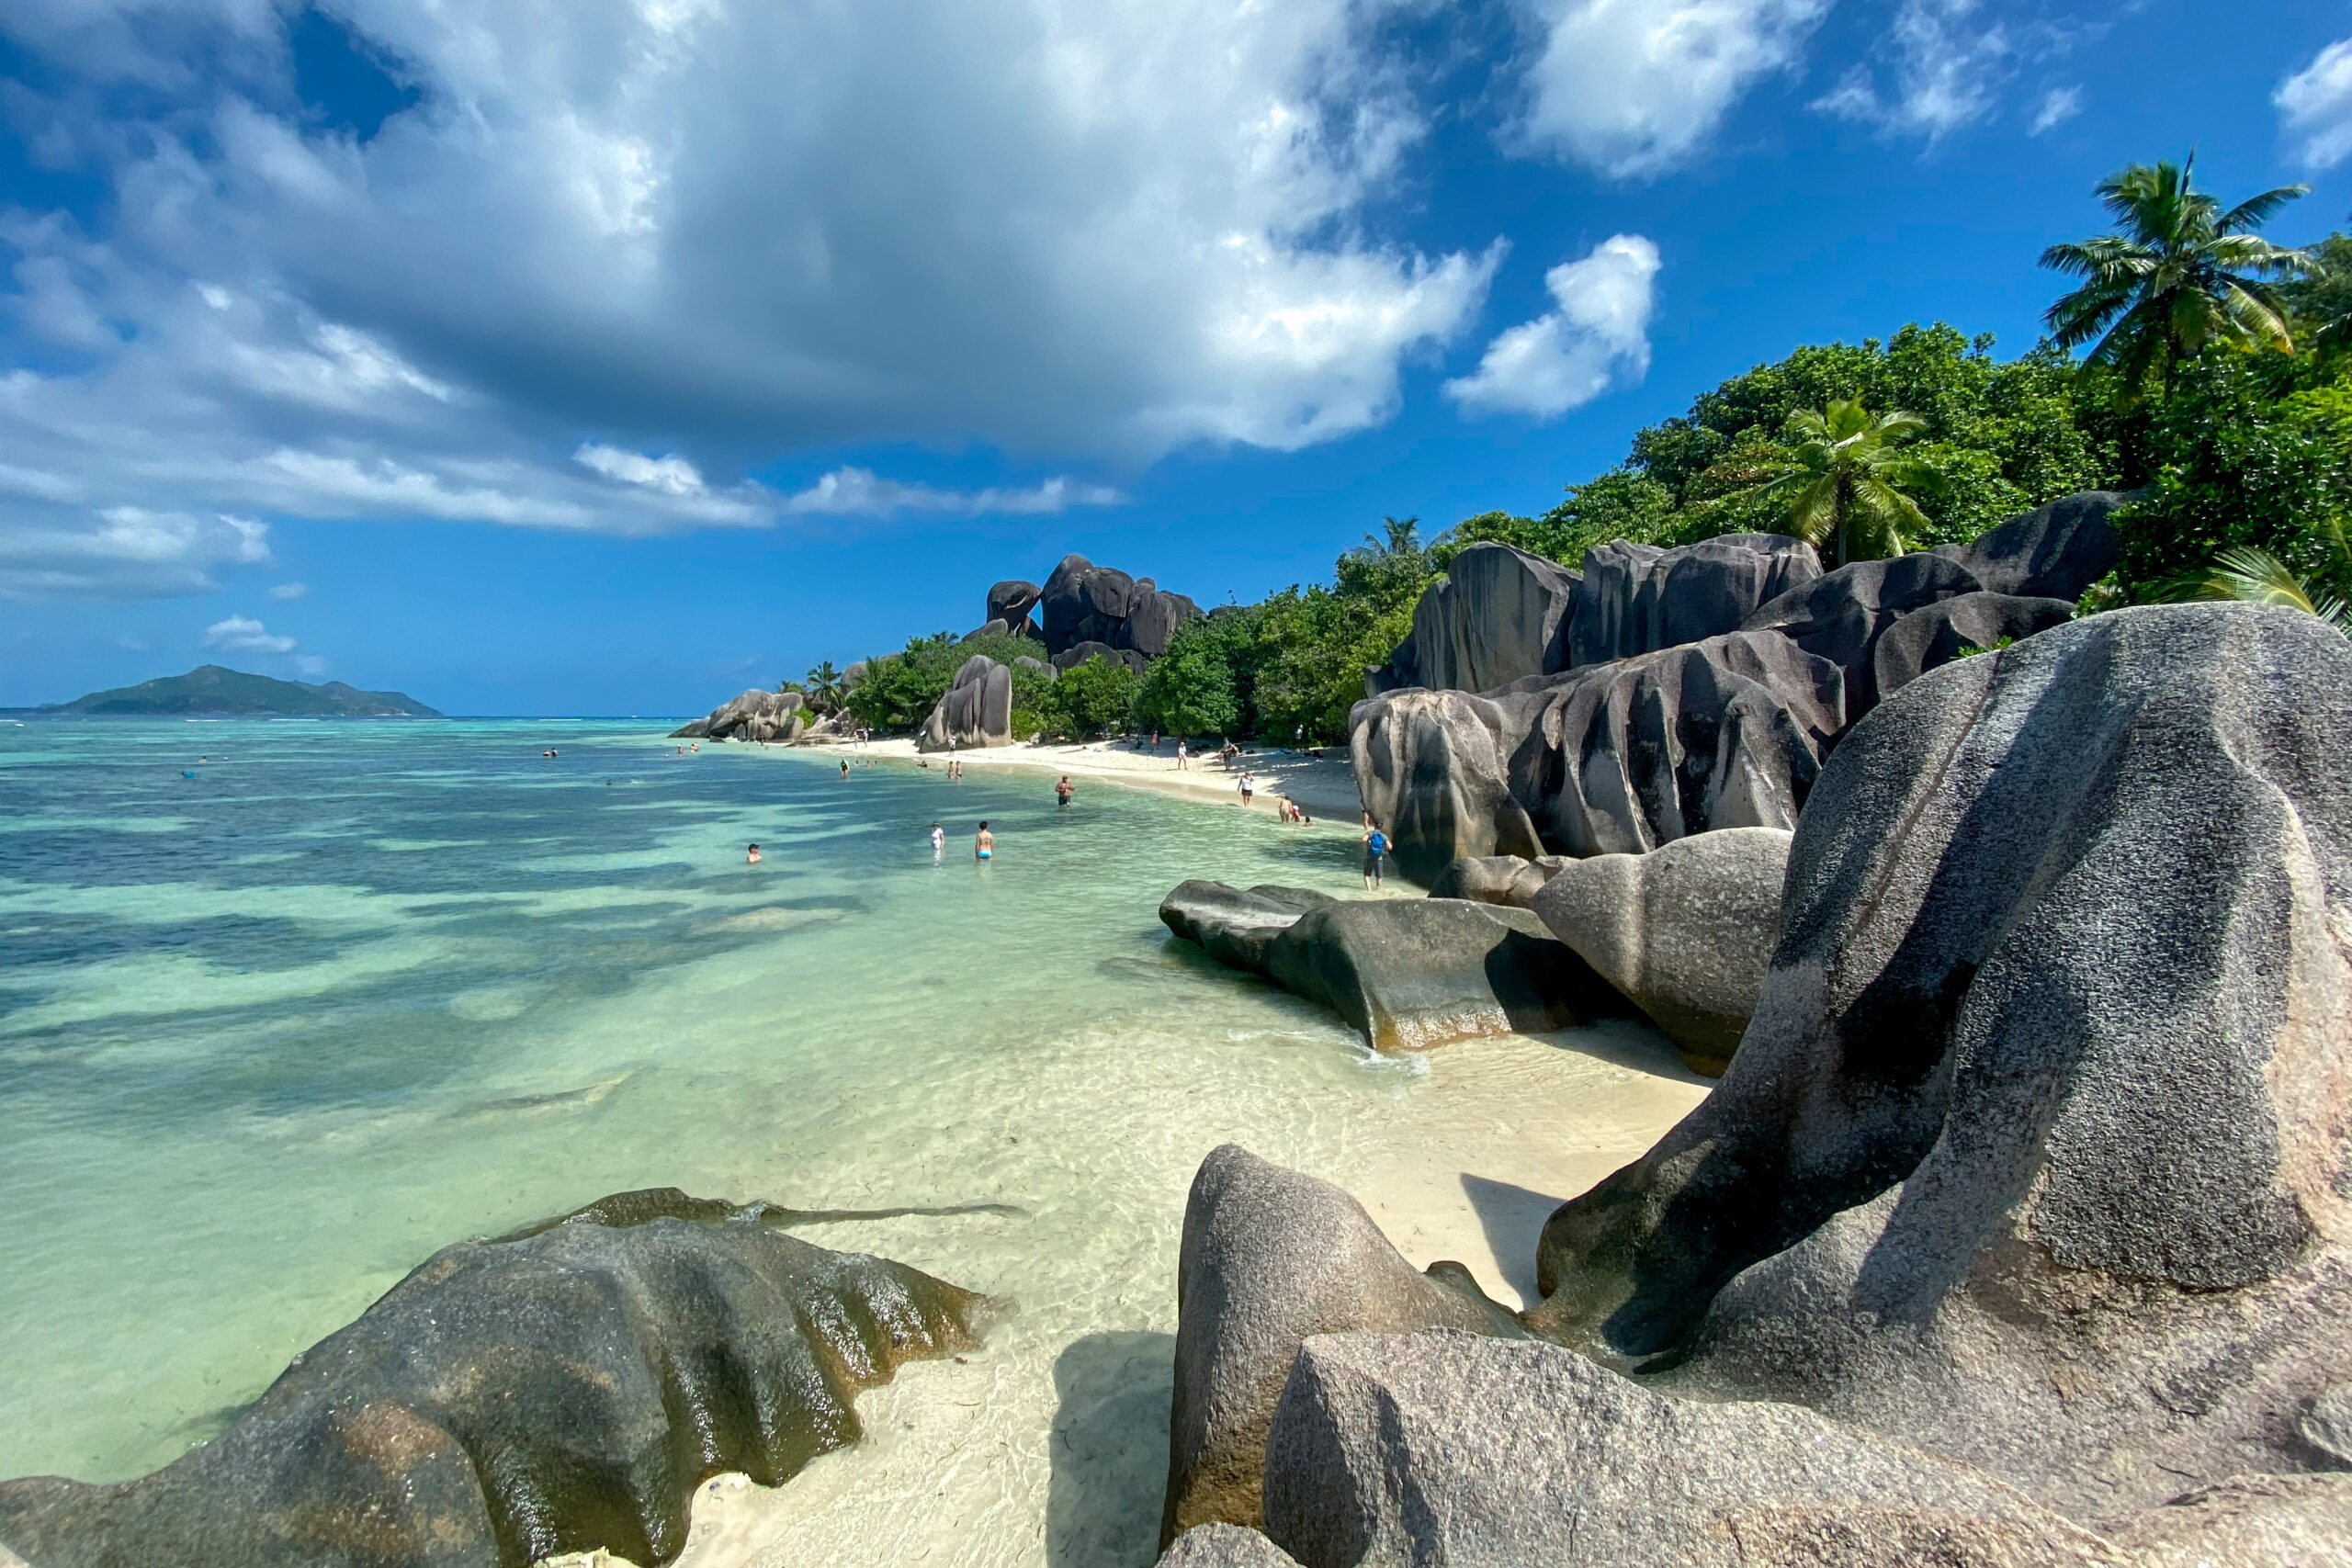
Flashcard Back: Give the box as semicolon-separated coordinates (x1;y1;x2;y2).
46;665;441;717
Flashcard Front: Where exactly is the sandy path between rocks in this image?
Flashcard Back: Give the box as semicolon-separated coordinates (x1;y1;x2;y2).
788;736;1368;822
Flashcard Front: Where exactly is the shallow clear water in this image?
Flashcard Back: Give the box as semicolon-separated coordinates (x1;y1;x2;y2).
0;718;1702;1567
0;721;1434;1548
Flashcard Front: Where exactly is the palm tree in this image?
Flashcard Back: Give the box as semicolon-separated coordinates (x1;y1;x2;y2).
2041;155;2310;397
2192;547;2347;630
1734;400;1943;568
1363;515;1423;557
802;660;846;712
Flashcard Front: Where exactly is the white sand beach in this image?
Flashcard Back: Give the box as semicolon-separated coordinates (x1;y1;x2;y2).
792;734;1369;822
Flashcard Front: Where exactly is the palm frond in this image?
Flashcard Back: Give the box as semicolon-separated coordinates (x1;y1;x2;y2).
2200;547;2350;630
2216;184;2310;235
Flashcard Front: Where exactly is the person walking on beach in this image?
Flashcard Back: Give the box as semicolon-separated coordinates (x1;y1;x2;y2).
975;821;995;861
1056;775;1073;808
1175;740;1188;770
1362;815;1389;890
930;822;945;855
1238;772;1255;807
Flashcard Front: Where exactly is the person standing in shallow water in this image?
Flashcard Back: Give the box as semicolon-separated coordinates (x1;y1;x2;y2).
841;759;850;780
1362;814;1389;890
975;821;995;861
746;843;761;864
1056;775;1072;808
930;822;945;856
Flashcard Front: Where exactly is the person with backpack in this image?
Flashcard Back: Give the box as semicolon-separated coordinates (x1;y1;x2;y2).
1361;814;1390;890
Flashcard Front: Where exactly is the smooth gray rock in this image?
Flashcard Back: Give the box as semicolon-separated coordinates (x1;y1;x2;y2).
1347;687;1545;885
1012;654;1058;683
1050;640;1148;676
1531;827;1790;1075
1568;533;1821;670
671;687;808;742
1529;604;2352;1528
1870;590;2075;706
988;579;1042;630
1042;554;1144;653
1382;544;1579;694
1161;884;1629;1051
1740;550;1989;720
0;1190;986;1568
1933;490;2129;602
918;655;1013;750
1158;1524;1305;1567
2300;1384;2352;1468
1123;589;1205;658
1161;1149;1521;1546
1425;854;1569;909
1160;882;1337;974
1261;1330;2119;1568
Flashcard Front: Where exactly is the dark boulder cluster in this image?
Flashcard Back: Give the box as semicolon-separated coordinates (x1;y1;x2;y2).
0;1189;989;1568
1039;553;1202;659
671;686;814;743
1354;491;2131;880
1156;603;2352;1568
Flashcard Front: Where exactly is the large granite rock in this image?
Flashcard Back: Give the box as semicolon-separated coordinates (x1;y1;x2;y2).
1567;533;1821;670
1932;490;2129;602
1043;553;1141;651
670;687;808;742
1352;632;1842;879
1528;603;2352;1528
1425;853;1569;909
987;579;1042;632
1261;1330;2122;1568
1739;550;1991;720
1123;588;1205;658
1530;827;1790;1076
1346;688;1545;884
917;654;1012;751
1050;640;1148;676
1161;1148;1521;1546
0;1190;986;1568
1161;883;1630;1052
1869;590;2075;707
1379;544;1579;694
1159;882;1336;974
1012;653;1058;683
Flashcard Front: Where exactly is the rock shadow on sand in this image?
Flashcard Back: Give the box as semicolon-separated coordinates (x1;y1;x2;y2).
1047;1329;1175;1568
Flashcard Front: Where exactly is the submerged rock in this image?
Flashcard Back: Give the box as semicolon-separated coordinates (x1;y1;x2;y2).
1530;827;1790;1075
0;1189;988;1568
1161;1148;1521;1546
1528;603;2352;1527
1261;1330;2120;1568
1160;883;1630;1052
918;654;1012;750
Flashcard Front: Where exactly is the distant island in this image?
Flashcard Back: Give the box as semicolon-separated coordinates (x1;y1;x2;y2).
27;665;441;717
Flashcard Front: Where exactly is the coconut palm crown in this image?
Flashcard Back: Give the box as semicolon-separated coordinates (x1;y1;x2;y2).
1738;400;1943;568
2041;155;2310;395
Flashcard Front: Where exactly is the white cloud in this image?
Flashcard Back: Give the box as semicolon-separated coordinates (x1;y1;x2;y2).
267;580;307;599
1445;235;1661;419
0;0;1502;593
780;468;1125;518
0;505;270;600
294;654;327;676
203;614;296;654
2029;84;2081;134
1812;0;2009;141
1512;0;1829;177
2278;39;2352;170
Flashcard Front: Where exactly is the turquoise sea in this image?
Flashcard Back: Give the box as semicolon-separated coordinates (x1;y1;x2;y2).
0;718;1692;1566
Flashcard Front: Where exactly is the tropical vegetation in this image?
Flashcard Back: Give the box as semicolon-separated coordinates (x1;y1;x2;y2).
834;155;2352;745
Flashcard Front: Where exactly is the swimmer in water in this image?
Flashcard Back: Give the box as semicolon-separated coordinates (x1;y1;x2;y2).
841;759;850;779
975;821;994;861
746;843;762;864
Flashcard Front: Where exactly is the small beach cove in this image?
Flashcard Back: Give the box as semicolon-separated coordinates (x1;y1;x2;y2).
0;718;1706;1568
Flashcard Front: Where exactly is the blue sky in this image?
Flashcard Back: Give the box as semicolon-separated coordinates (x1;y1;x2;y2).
6;0;2352;715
